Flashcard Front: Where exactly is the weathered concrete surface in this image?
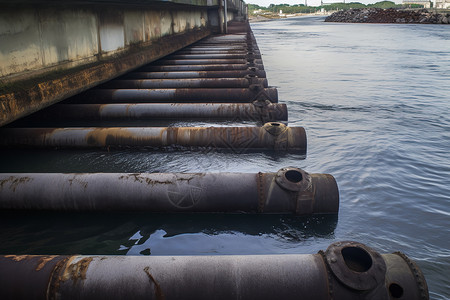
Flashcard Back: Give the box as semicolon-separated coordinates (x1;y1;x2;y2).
0;0;247;126
1;29;212;126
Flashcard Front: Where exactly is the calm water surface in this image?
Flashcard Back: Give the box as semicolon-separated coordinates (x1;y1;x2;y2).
0;16;449;299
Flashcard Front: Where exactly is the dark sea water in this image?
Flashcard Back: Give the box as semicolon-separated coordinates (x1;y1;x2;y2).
0;16;449;299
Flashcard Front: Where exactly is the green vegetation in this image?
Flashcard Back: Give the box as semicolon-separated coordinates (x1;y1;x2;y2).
248;1;424;16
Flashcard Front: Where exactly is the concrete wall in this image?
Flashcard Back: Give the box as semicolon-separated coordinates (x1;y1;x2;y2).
0;0;247;126
0;6;211;80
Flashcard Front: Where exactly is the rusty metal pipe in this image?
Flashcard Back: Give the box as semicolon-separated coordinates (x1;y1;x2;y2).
174;50;261;55
184;46;256;51
70;88;278;103
200;40;256;44
0;167;334;213
123;70;267;79
139;64;265;72
191;44;258;50
30;103;287;122
0;241;428;299
167;54;262;59
195;39;257;43
190;42;252;46
0;123;304;150
198;37;248;43
152;59;263;65
100;78;268;89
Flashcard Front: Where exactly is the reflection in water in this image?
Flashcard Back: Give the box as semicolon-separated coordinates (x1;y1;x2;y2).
0;149;306;173
0;212;337;255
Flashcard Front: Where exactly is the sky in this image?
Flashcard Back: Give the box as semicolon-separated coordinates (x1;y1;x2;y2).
247;0;403;7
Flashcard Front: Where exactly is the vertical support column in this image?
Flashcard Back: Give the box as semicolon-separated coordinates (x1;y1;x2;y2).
224;0;228;34
219;0;224;33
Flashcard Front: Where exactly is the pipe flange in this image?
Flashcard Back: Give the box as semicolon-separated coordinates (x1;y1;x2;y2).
325;241;387;291
252;100;271;108
275;167;311;192
262;122;287;136
245;74;262;91
244;74;258;82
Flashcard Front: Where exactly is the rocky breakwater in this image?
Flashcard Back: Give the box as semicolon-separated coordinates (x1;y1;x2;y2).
325;8;450;24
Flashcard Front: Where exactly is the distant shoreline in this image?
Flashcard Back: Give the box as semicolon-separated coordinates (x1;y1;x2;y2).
249;12;331;23
325;8;450;24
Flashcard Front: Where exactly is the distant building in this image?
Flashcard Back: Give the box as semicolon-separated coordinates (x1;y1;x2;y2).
435;0;450;8
402;0;431;8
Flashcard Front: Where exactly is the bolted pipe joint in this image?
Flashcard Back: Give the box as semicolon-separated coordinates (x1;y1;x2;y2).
321;241;429;300
252;100;288;122
262;167;339;214
262;121;288;136
275;167;311;192
260;122;304;151
245;74;263;91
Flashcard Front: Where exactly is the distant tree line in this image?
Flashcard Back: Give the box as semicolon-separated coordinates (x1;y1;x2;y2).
248;1;425;14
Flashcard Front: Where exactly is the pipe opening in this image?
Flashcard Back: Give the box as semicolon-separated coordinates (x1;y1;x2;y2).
341;247;372;272
270;122;280;126
389;283;404;298
285;170;303;183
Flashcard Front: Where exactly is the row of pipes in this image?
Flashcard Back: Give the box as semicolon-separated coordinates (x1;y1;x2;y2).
0;20;428;299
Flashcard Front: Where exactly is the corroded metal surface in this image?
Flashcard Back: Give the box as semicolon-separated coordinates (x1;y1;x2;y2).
26;103;287;122
174;50;261;55
0;123;304;150
0;167;334;213
153;58;262;65
99;78;268;89
0;242;429;299
0;254;69;299
72;88;278;103
140;64;265;72
167;53;262;59
123;70;267;79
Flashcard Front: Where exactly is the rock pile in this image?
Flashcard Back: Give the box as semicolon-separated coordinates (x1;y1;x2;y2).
325;8;450;24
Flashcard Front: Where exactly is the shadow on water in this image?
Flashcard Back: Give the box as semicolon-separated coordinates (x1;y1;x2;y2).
0;212;337;255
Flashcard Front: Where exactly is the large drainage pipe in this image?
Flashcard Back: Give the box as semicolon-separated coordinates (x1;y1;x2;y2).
182;46;256;51
0;167;335;213
188;44;258;49
27;103;288;122
167;53;262;59
99;78;268;89
0;122;305;151
174;50;261;55
197;37;249;43
70;88;278;103
194;37;257;42
152;59;263;65
123;70;267;79
193;42;258;48
0;241;428;299
140;64;265;72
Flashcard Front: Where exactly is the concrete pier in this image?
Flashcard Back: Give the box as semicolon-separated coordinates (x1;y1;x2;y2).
0;0;247;126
